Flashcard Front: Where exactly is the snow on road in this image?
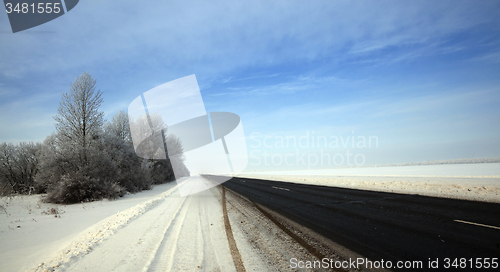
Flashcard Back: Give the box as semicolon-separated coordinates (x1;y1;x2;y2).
55;179;235;272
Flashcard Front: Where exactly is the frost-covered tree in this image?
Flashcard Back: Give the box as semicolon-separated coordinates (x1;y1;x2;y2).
0;142;41;195
35;134;64;193
31;72;189;203
54;72;104;165
0;143;18;195
129;112;189;183
102;111;151;192
38;132;124;203
36;73;124;203
164;134;190;179
104;110;131;144
129;112;168;159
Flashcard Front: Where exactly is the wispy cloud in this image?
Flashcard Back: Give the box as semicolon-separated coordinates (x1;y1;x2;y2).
1;0;497;78
210;75;356;96
470;52;500;63
348;36;430;55
0;84;20;98
201;73;283;89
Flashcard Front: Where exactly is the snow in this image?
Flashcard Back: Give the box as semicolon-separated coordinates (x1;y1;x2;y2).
49;177;235;272
1;180;179;272
238;163;500;203
1;176;239;272
1;164;498;271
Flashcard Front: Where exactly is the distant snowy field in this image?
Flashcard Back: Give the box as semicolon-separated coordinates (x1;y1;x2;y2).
239;163;500;203
243;163;500;177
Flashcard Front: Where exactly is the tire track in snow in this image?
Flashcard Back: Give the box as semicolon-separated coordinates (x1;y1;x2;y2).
143;194;192;271
145;188;236;272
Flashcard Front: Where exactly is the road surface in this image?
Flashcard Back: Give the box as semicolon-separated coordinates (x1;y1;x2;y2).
221;176;500;271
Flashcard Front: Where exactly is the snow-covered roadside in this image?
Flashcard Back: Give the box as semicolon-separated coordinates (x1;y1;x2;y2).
0;180;179;272
238;163;500;203
41;178;235;272
1;176;238;272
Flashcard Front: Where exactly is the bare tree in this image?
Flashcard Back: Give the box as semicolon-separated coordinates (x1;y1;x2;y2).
16;142;40;193
129;112;168;159
0;143;17;195
0;142;40;195
36;72;125;203
128;112;189;182
104;110;132;144
54;72;104;165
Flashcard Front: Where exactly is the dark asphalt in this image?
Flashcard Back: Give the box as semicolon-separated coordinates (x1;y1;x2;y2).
219;176;500;271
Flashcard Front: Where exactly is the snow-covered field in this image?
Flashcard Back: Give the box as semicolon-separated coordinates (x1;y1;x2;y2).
238;163;500;203
1;180;182;271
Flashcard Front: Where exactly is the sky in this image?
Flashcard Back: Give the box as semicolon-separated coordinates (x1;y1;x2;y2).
1;0;499;171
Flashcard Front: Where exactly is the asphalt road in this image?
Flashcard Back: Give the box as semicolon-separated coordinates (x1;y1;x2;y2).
220;176;500;271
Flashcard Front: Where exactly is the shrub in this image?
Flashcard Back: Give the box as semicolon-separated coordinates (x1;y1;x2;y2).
99;133;152;193
44;171;124;204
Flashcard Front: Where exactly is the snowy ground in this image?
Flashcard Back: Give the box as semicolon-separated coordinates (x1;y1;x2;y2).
1;180;185;272
1;176;267;272
1;163;498;271
238;163;500;203
37;178;236;272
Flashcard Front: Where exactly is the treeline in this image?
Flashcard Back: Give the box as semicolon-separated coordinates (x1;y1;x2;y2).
0;72;189;203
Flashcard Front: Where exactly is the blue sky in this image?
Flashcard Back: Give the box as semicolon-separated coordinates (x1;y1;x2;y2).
1;0;499;170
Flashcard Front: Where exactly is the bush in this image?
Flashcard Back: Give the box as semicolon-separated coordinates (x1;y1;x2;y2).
34;134;67;194
37;134;124;203
44;171;125;204
99;133;152;193
146;159;175;185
